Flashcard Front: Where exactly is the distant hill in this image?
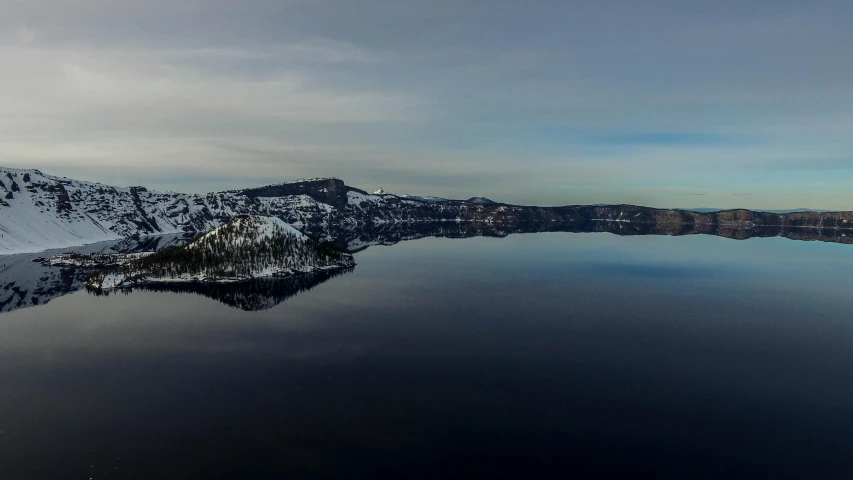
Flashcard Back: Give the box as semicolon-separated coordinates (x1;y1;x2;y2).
397;193;451;202
466;197;497;204
689;208;835;214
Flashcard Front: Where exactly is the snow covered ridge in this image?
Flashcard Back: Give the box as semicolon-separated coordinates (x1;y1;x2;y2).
85;216;355;290
6;165;853;256
0;165;526;256
398;193;451;202
0;167;377;255
0;166;488;255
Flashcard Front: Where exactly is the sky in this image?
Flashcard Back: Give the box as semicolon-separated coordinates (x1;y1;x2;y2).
1;0;851;209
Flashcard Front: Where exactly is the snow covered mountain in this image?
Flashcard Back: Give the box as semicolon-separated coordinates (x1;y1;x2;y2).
466;197;496;204
0;166;555;255
398;193;451;202
0;167;353;254
4;165;853;256
0;167;456;254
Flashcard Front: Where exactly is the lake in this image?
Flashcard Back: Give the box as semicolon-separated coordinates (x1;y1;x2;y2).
1;232;852;478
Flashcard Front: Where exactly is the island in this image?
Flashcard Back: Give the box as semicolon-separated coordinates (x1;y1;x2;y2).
84;215;355;290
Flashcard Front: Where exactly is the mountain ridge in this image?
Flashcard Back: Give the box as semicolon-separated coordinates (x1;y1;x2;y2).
2;166;853;254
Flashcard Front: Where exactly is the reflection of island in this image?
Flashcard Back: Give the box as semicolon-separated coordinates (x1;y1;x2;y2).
3;220;853;315
87;268;353;311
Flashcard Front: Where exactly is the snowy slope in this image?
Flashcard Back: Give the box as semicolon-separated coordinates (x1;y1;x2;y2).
9;166;741;256
186;215;307;250
1;166;531;256
0;167;349;254
0;167;216;253
0;168;122;252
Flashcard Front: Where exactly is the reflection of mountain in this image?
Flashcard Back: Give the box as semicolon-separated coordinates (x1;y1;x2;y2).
0;254;79;312
0;235;191;314
315;219;853;253
88;268;353;311
2;220;853;315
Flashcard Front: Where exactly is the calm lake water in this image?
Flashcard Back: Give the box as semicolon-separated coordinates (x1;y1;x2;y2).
1;232;853;479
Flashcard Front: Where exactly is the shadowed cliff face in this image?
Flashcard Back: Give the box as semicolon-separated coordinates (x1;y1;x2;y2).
238;178;358;211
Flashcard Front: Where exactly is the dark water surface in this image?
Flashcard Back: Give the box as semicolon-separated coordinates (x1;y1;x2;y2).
1;233;853;478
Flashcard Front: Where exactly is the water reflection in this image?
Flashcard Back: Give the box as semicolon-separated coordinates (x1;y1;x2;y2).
0;234;191;313
1;220;852;315
311;219;853;252
87;268;354;311
1;232;853;478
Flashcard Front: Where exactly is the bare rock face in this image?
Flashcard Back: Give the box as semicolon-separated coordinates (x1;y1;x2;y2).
238;178;365;212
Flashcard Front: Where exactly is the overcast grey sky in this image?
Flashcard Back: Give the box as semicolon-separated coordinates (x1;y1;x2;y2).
1;0;851;208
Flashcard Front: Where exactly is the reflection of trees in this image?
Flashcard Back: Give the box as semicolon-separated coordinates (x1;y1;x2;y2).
87;268;353;311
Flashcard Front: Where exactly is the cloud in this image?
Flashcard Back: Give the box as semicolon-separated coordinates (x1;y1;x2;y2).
0;0;850;209
14;25;36;44
0;43;418;121
0;39;424;181
750;155;853;171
